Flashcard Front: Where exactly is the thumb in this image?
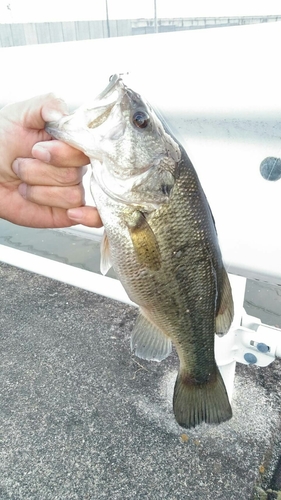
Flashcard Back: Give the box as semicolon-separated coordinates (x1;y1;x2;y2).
41;94;69;123
7;93;69;130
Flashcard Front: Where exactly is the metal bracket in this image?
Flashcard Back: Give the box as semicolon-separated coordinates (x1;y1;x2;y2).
234;312;281;366
215;274;281;400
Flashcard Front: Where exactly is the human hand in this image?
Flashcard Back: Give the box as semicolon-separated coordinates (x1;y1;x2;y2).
0;94;102;228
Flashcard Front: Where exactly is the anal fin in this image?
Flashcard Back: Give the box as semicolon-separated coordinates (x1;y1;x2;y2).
131;312;172;362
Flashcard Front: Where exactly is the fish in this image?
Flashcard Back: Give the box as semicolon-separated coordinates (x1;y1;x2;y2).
46;74;234;428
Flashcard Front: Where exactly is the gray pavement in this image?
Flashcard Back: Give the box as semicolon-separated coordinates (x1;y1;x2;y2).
1;262;281;500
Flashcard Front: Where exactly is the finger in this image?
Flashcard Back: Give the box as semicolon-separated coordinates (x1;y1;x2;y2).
18;182;85;209
12;157;86;187
32;140;89;168
67;206;103;228
1;184;101;229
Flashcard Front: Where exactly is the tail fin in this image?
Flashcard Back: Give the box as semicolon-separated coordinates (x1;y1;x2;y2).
173;367;232;428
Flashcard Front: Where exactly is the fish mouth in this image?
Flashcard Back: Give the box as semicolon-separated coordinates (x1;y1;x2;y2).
45;74;127;149
95;74;124;101
94;74;142;113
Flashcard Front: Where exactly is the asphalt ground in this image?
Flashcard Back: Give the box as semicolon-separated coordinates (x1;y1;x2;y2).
1;262;280;500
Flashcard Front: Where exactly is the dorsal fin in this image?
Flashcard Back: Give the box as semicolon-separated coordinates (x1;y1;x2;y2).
131;311;172;362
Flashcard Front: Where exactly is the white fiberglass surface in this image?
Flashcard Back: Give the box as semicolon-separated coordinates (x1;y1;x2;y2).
1;23;280;282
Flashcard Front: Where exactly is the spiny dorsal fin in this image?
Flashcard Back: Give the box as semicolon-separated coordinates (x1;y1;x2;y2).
215;268;234;336
125;211;161;271
100;231;112;275
131;311;172;362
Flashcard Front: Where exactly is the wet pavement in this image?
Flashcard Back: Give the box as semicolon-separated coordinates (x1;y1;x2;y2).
1;261;280;500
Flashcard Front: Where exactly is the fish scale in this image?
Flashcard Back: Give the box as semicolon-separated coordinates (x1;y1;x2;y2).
46;75;234;428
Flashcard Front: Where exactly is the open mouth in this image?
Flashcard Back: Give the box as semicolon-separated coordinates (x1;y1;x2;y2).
45;75;125;139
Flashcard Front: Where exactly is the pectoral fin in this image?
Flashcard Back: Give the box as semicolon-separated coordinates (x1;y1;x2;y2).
131;311;172;362
100;231;112;275
215;268;234;336
125;211;161;271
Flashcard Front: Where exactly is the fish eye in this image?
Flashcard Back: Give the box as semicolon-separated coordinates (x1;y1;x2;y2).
132;111;150;129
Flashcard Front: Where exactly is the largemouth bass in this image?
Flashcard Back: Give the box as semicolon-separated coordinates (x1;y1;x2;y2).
46;75;234;428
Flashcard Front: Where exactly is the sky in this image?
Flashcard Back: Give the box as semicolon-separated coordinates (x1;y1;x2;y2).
1;0;281;23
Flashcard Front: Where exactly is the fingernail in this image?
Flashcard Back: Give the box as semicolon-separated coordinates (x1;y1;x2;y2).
18;183;27;198
67;208;83;220
43;99;68;123
12;159;19;175
32;144;51;163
